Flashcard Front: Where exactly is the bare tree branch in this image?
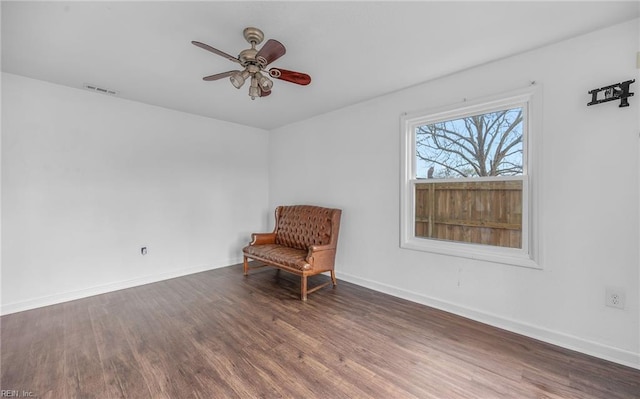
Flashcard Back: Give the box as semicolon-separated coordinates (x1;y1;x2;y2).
415;107;523;178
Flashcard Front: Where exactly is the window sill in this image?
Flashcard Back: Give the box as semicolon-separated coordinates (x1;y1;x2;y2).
401;237;541;269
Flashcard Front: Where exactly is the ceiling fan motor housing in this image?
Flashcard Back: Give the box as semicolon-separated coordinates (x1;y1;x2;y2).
238;48;259;67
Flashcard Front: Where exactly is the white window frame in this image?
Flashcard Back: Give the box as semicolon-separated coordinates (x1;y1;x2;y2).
400;86;541;269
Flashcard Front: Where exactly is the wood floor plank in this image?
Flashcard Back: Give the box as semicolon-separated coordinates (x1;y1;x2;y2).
2;263;639;398
88;296;154;398
28;306;67;399
62;299;110;399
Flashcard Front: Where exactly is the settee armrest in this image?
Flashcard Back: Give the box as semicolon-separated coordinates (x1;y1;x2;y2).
250;232;277;246
308;244;335;253
306;244;337;268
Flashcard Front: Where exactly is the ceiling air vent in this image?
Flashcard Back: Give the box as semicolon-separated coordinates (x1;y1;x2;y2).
83;83;118;96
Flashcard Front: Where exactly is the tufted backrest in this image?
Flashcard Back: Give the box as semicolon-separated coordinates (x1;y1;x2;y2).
274;205;341;250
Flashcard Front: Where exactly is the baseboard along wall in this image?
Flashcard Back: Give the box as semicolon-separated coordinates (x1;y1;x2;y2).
2;262;638;371
0;258;243;316
336;271;640;371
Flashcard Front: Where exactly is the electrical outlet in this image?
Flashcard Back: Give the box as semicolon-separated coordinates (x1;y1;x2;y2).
605;287;625;309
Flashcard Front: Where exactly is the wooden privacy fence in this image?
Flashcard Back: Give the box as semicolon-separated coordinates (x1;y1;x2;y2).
415;180;523;249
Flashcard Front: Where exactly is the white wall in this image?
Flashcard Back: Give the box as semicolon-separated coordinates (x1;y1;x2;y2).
1;73;270;314
2;20;638;370
269;20;640;368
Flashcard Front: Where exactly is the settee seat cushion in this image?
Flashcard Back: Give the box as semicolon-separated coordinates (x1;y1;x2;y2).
243;244;310;271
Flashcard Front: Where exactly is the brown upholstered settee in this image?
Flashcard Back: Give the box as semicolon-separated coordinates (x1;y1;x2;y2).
242;205;342;300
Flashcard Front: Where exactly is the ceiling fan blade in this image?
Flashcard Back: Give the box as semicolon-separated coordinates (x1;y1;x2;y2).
256;39;286;66
202;71;238;81
192;41;240;64
269;68;311;86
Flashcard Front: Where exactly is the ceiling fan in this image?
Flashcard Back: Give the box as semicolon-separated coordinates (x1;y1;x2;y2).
192;27;311;100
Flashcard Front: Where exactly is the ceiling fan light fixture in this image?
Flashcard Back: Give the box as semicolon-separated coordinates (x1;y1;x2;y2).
249;86;260;100
256;72;273;92
230;70;250;89
249;76;260;100
193;27;311;99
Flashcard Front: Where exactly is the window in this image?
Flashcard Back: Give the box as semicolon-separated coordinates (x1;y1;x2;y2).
400;86;540;268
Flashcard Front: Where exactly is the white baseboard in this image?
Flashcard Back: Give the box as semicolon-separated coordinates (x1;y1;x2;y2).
336;271;640;371
0;257;243;316
4;262;638;370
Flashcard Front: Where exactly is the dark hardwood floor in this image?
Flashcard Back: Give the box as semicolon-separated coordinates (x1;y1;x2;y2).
2;263;639;398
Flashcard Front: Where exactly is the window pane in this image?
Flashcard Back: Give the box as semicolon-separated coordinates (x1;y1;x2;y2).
415;180;522;248
415;107;523;179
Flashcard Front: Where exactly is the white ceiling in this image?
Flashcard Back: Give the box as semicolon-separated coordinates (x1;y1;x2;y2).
2;1;639;130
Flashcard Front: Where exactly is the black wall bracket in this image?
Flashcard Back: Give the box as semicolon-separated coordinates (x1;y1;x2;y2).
587;79;634;108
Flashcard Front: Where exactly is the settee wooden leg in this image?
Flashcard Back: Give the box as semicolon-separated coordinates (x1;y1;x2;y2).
243;256;249;276
331;270;337;286
301;276;308;301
